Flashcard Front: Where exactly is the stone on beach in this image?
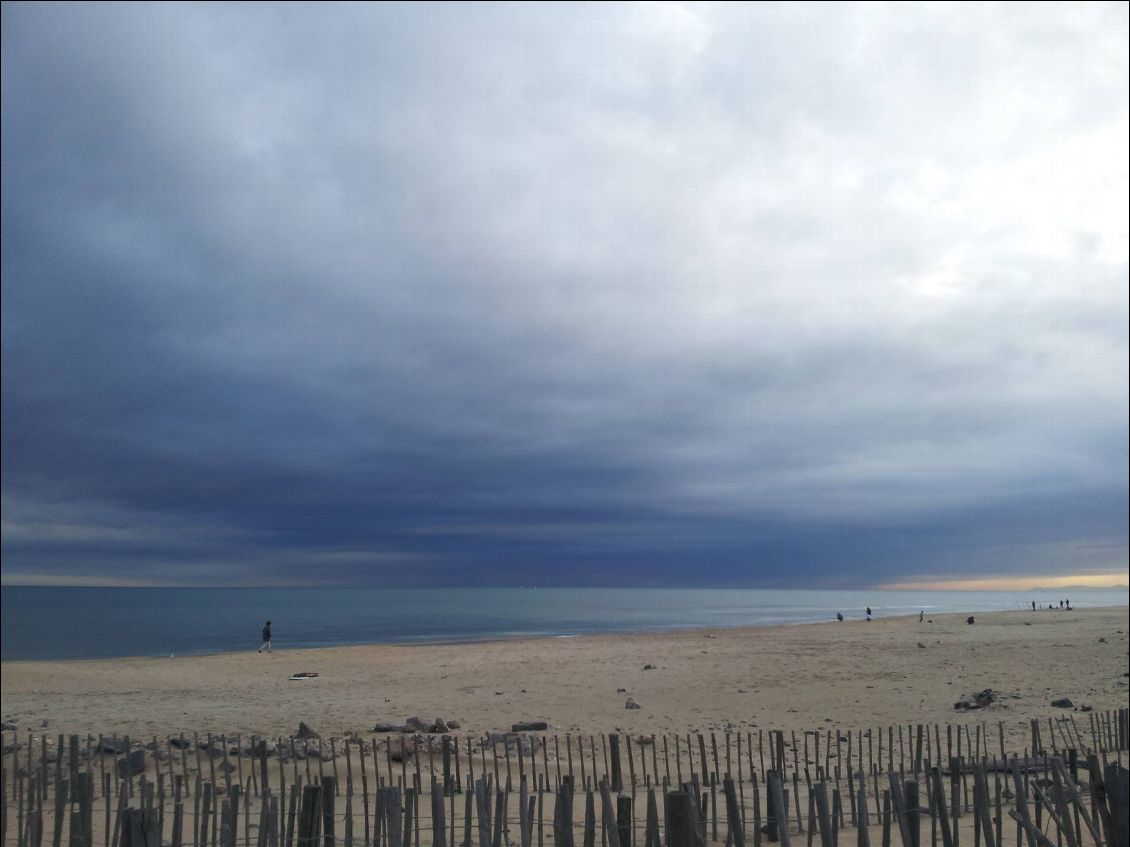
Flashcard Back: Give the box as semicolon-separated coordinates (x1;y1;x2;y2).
100;736;129;754
115;749;146;778
374;717;458;733
484;731;542;755
388;736;423;761
953;689;996;711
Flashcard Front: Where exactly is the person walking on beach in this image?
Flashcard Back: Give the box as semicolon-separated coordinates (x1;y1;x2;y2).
866;607;872;621
258;620;272;653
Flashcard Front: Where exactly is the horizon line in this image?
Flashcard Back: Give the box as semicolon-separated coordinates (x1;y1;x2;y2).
2;579;1127;592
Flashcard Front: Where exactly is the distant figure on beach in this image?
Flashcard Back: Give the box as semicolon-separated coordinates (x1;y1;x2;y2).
967;616;975;625
258;620;272;653
1066;599;1070;609
836;612;844;621
1032;601;1036;611
1059;600;1063;609
866;607;872;621
919;610;924;622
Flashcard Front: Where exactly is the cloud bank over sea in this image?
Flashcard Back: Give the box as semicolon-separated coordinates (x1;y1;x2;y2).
2;3;1127;587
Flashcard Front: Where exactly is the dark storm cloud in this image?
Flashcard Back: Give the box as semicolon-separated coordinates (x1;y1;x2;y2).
2;2;1127;586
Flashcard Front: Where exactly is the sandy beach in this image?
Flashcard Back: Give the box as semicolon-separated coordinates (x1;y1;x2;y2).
3;607;1127;747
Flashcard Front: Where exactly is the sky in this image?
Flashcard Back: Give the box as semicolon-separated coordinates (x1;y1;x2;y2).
2;2;1127;589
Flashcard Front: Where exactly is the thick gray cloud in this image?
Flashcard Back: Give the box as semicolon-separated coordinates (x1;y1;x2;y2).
2;2;1127;587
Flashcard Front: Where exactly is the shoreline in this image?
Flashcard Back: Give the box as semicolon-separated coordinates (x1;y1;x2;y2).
3;607;1127;745
3;601;1123;665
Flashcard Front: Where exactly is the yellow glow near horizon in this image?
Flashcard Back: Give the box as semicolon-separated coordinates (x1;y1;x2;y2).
879;573;1128;592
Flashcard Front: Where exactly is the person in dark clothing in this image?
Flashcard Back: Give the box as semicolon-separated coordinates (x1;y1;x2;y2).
258;620;272;653
865;606;872;621
836;612;844;621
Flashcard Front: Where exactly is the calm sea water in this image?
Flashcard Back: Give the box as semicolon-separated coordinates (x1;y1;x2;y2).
1;585;1125;661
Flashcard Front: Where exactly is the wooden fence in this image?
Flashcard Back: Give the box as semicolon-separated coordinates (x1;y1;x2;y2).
2;710;1127;847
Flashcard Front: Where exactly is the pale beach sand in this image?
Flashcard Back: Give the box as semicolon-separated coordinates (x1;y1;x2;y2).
2;608;1127;746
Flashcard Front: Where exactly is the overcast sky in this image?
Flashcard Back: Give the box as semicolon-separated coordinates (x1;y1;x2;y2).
2;2;1127;588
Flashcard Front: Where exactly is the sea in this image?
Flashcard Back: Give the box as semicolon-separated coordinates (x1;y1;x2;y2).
1;585;1125;661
